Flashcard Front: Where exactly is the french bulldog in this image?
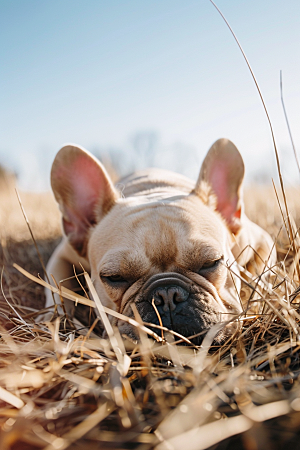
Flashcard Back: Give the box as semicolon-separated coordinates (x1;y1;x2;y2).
45;138;276;343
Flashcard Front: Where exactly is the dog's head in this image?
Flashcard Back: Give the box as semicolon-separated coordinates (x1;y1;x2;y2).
51;139;245;343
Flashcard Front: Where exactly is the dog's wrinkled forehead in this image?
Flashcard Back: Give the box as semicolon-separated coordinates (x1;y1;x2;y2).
88;193;228;275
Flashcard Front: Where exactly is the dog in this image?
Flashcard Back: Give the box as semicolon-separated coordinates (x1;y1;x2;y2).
45;138;276;343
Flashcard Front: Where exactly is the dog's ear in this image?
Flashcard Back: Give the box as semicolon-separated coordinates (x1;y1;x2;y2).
51;144;118;256
194;138;245;234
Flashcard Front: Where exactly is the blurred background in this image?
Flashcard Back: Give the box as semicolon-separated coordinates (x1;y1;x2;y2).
1;0;300;191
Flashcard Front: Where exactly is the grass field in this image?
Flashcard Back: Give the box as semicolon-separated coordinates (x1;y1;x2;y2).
1;174;300;450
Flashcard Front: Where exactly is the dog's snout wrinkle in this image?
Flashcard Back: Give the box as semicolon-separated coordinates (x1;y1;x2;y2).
144;272;192;295
152;285;189;312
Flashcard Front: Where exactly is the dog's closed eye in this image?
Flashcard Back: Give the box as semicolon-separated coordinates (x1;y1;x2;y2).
100;273;129;287
199;256;223;273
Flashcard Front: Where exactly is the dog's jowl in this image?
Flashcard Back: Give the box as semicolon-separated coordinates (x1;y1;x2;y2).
45;138;275;343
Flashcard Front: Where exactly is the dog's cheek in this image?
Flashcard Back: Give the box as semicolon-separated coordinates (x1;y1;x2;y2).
189;265;228;296
203;265;227;291
221;260;242;314
92;278;119;311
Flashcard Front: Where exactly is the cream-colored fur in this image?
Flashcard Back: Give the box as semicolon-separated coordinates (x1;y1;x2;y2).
44;139;276;341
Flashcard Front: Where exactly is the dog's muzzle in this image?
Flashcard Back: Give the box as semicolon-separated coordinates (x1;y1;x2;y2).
118;272;237;345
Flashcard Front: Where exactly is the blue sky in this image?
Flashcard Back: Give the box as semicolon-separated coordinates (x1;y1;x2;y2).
1;0;300;189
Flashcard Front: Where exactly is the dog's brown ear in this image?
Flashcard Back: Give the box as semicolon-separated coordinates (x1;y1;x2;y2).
194;138;245;234
51;144;118;256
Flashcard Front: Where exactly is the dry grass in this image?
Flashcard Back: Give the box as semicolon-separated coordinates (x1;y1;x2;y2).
1;176;300;450
0;181;61;242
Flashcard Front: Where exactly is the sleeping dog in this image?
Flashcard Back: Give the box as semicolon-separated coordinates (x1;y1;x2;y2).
45;138;275;342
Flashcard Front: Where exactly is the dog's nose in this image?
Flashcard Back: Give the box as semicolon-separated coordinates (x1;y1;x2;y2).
151;285;189;312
